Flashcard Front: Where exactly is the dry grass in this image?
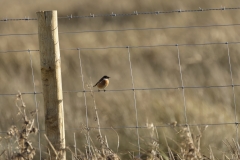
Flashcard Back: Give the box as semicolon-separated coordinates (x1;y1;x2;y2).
0;92;37;160
1;92;240;159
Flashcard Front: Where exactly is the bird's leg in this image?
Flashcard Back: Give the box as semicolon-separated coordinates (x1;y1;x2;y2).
98;89;100;92
104;89;106;92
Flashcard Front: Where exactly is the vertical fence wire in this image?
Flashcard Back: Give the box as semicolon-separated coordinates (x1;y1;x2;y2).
28;50;41;159
77;48;91;158
127;46;141;157
89;80;103;139
74;132;77;159
176;45;188;125
226;43;239;141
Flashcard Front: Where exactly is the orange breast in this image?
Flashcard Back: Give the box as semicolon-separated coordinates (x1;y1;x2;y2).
97;79;109;89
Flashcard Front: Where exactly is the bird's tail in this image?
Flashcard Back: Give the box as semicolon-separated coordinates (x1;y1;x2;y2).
93;83;97;87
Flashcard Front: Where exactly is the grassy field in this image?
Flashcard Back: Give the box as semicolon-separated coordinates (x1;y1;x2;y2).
1;1;240;159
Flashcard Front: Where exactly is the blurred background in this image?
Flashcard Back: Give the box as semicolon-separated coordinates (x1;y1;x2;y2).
1;0;240;159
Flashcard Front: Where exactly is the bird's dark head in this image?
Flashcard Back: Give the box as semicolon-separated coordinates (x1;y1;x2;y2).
103;75;110;79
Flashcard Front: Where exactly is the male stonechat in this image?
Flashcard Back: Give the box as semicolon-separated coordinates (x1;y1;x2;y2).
93;75;110;91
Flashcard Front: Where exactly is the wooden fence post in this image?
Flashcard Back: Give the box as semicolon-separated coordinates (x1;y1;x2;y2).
36;10;65;160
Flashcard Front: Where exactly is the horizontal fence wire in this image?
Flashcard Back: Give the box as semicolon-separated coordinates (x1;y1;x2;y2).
0;17;37;21
2;23;240;37
1;84;240;96
1;41;240;54
0;122;239;134
1;6;240;22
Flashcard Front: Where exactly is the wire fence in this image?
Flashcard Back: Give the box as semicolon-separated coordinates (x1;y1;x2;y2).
1;6;240;22
2;23;240;37
1;5;240;159
1;43;240;125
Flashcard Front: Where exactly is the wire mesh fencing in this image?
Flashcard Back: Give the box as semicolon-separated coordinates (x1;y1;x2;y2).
1;5;240;159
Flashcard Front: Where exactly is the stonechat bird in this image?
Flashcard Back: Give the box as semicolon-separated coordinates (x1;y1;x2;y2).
93;75;110;91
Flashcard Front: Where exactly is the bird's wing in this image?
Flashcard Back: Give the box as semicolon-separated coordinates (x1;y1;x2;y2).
93;82;98;87
93;79;102;87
